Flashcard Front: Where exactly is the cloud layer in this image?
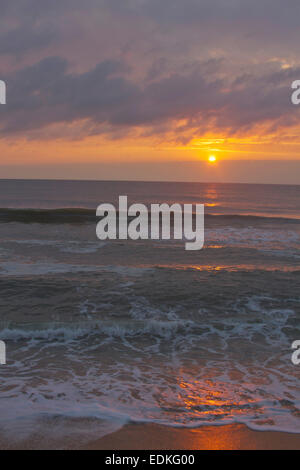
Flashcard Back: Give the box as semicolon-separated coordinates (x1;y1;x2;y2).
0;0;300;142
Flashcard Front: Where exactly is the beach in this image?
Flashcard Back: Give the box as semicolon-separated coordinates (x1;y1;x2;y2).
1;423;300;450
85;423;300;450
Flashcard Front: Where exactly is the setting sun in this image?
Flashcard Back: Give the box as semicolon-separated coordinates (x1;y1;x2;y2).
208;155;217;163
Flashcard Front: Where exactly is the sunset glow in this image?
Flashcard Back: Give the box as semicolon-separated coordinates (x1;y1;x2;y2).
0;1;299;185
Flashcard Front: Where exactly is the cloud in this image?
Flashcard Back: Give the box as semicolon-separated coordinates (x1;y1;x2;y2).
0;1;300;143
1;0;300;64
0;26;56;56
1;55;299;142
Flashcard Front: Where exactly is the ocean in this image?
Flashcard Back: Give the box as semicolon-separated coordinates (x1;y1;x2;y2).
0;179;299;446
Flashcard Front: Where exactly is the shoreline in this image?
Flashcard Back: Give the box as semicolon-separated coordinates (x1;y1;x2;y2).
82;423;300;450
1;423;300;450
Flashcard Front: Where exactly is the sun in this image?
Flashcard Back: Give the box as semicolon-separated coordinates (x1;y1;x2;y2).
208;155;217;163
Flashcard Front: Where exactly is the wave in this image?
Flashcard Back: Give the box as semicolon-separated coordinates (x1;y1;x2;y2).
0;318;197;341
0;208;95;224
0;295;296;344
0;207;299;224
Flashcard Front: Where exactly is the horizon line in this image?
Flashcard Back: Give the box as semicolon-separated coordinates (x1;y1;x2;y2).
0;177;299;187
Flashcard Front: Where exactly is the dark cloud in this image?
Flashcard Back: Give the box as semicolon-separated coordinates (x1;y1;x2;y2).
1;0;300;61
0;26;56;56
101;0;300;37
1;55;299;139
0;1;299;141
1;58;139;133
136;0;300;26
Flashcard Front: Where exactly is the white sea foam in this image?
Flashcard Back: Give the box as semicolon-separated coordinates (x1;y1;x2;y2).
0;294;299;439
0;336;299;438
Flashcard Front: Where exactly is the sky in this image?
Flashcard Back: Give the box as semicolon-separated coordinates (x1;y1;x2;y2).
0;0;300;184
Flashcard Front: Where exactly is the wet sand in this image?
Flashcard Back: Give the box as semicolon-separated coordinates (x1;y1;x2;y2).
83;423;300;450
2;423;299;450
